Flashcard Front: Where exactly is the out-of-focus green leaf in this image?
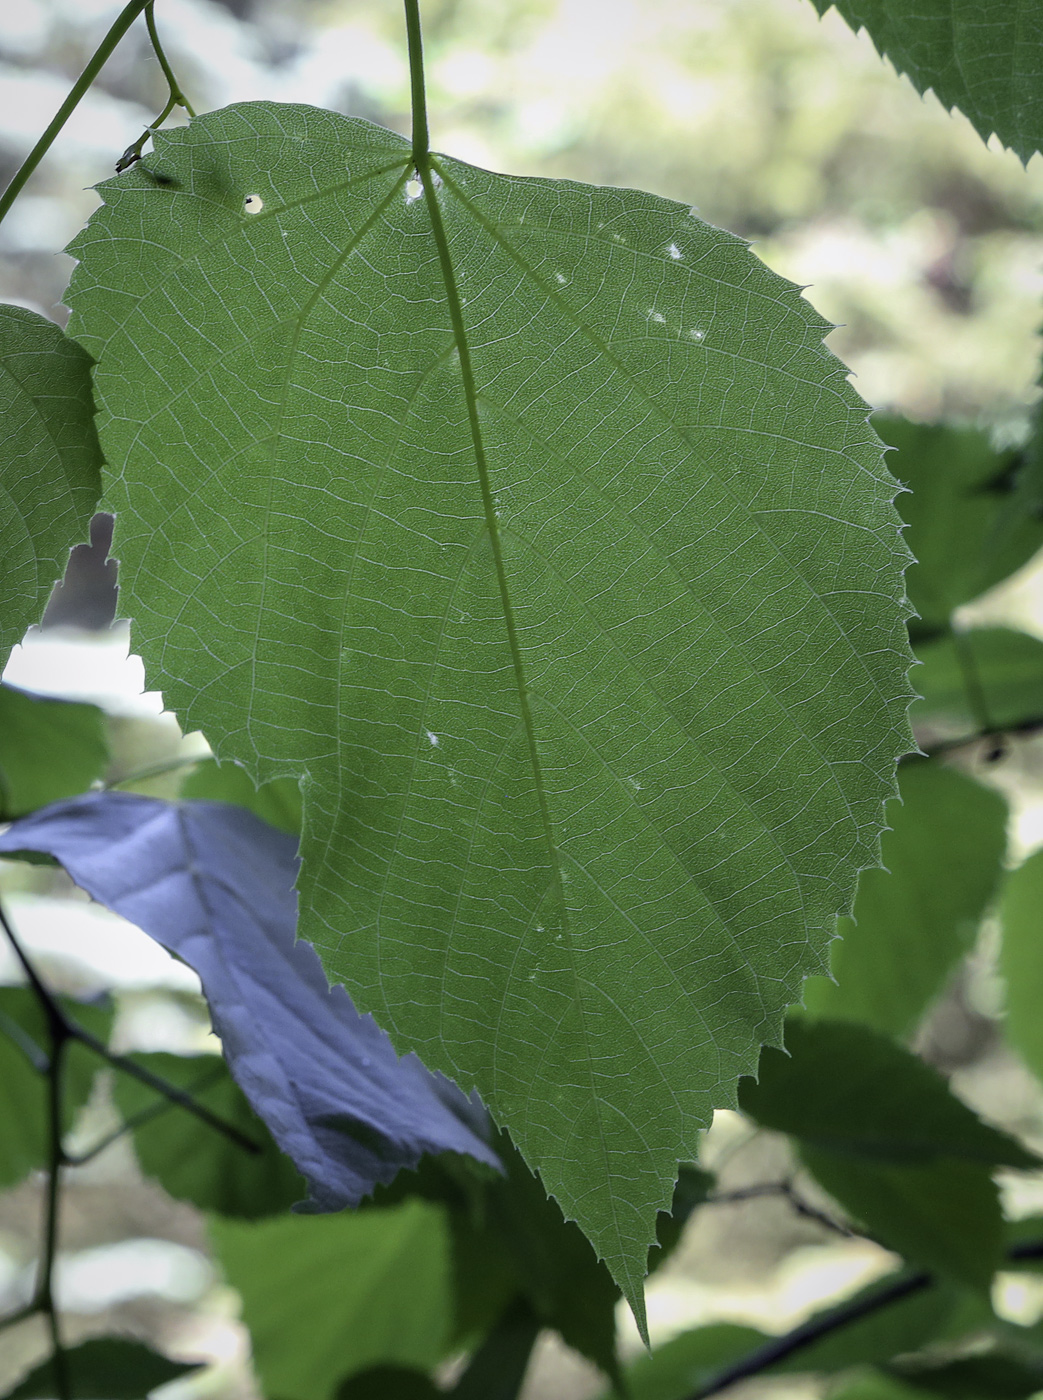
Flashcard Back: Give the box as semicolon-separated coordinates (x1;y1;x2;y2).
0;987;110;1190
450;1299;541;1400
210;1199;452;1400
801;1148;1002;1291
739;1019;1036;1167
335;1370;440;1400
912;629;1043;746
783;1273;961;1374
479;1132;620;1380
603;1270;961;1400
602;1323;767;1400
3;1337;200;1398
874;417;1042;639
828;1371;948;1400
801;763;1007;1039
113;1051;305;1218
1001;851;1043;1087
0;685;108;820
891;1354;1043;1400
180;757;301;836
806;3;1043;163
66;103;913;1306
0;304;102;671
373;1134;624;1379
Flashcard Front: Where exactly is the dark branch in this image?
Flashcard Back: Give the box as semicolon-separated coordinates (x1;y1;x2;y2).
683;1237;1043;1400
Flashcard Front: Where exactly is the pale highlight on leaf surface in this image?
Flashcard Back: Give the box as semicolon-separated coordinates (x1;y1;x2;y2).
65;103;913;1312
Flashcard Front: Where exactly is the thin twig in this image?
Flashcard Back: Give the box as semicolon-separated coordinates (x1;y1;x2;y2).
0;899;260;1153
918;714;1043;760
0;1297;41;1336
682;1236;1043;1400
39;1031;71;1400
706;1180;856;1238
145;1;195;114
684;1269;932;1400
103;752;203;789
0;0;153;225
65;1061;227;1167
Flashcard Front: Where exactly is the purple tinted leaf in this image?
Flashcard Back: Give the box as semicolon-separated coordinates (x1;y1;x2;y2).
0;791;499;1206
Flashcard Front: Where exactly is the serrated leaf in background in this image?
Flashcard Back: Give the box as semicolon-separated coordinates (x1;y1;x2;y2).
2;1337;201;1399
876;416;1043;642
65;100;913;1305
912;629;1043;747
0;684;108;820
1000;849;1043;1085
739;1018;1036;1167
180;756;302;835
113;1051;305;1218
211;1199;451;1400
0;793;499;1209
806;3;1043;163
0;304;102;671
800;762;1007;1039
0;986;110;1191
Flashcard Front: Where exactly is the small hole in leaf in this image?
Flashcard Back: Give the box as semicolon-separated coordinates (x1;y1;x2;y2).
243;194;264;214
405;178;423;202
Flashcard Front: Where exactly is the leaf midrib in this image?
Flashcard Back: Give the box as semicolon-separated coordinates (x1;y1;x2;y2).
416;157;641;1287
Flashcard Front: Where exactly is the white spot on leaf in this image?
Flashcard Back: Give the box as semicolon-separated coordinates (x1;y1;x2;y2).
668;243;682;260
425;730;440;747
405;178;423;203
243;194;264;215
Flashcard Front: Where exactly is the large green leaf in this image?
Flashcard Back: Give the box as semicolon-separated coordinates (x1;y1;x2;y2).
875;417;1043;641
1000;850;1043;1084
807;3;1043;163
113;1051;305;1218
66;102;913;1304
912;629;1043;747
0;304;102;669
0;684;109;820
210;1199;452;1400
801;762;1007;1039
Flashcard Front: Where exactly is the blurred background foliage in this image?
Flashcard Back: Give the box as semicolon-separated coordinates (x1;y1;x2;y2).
3;1;1043;1398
